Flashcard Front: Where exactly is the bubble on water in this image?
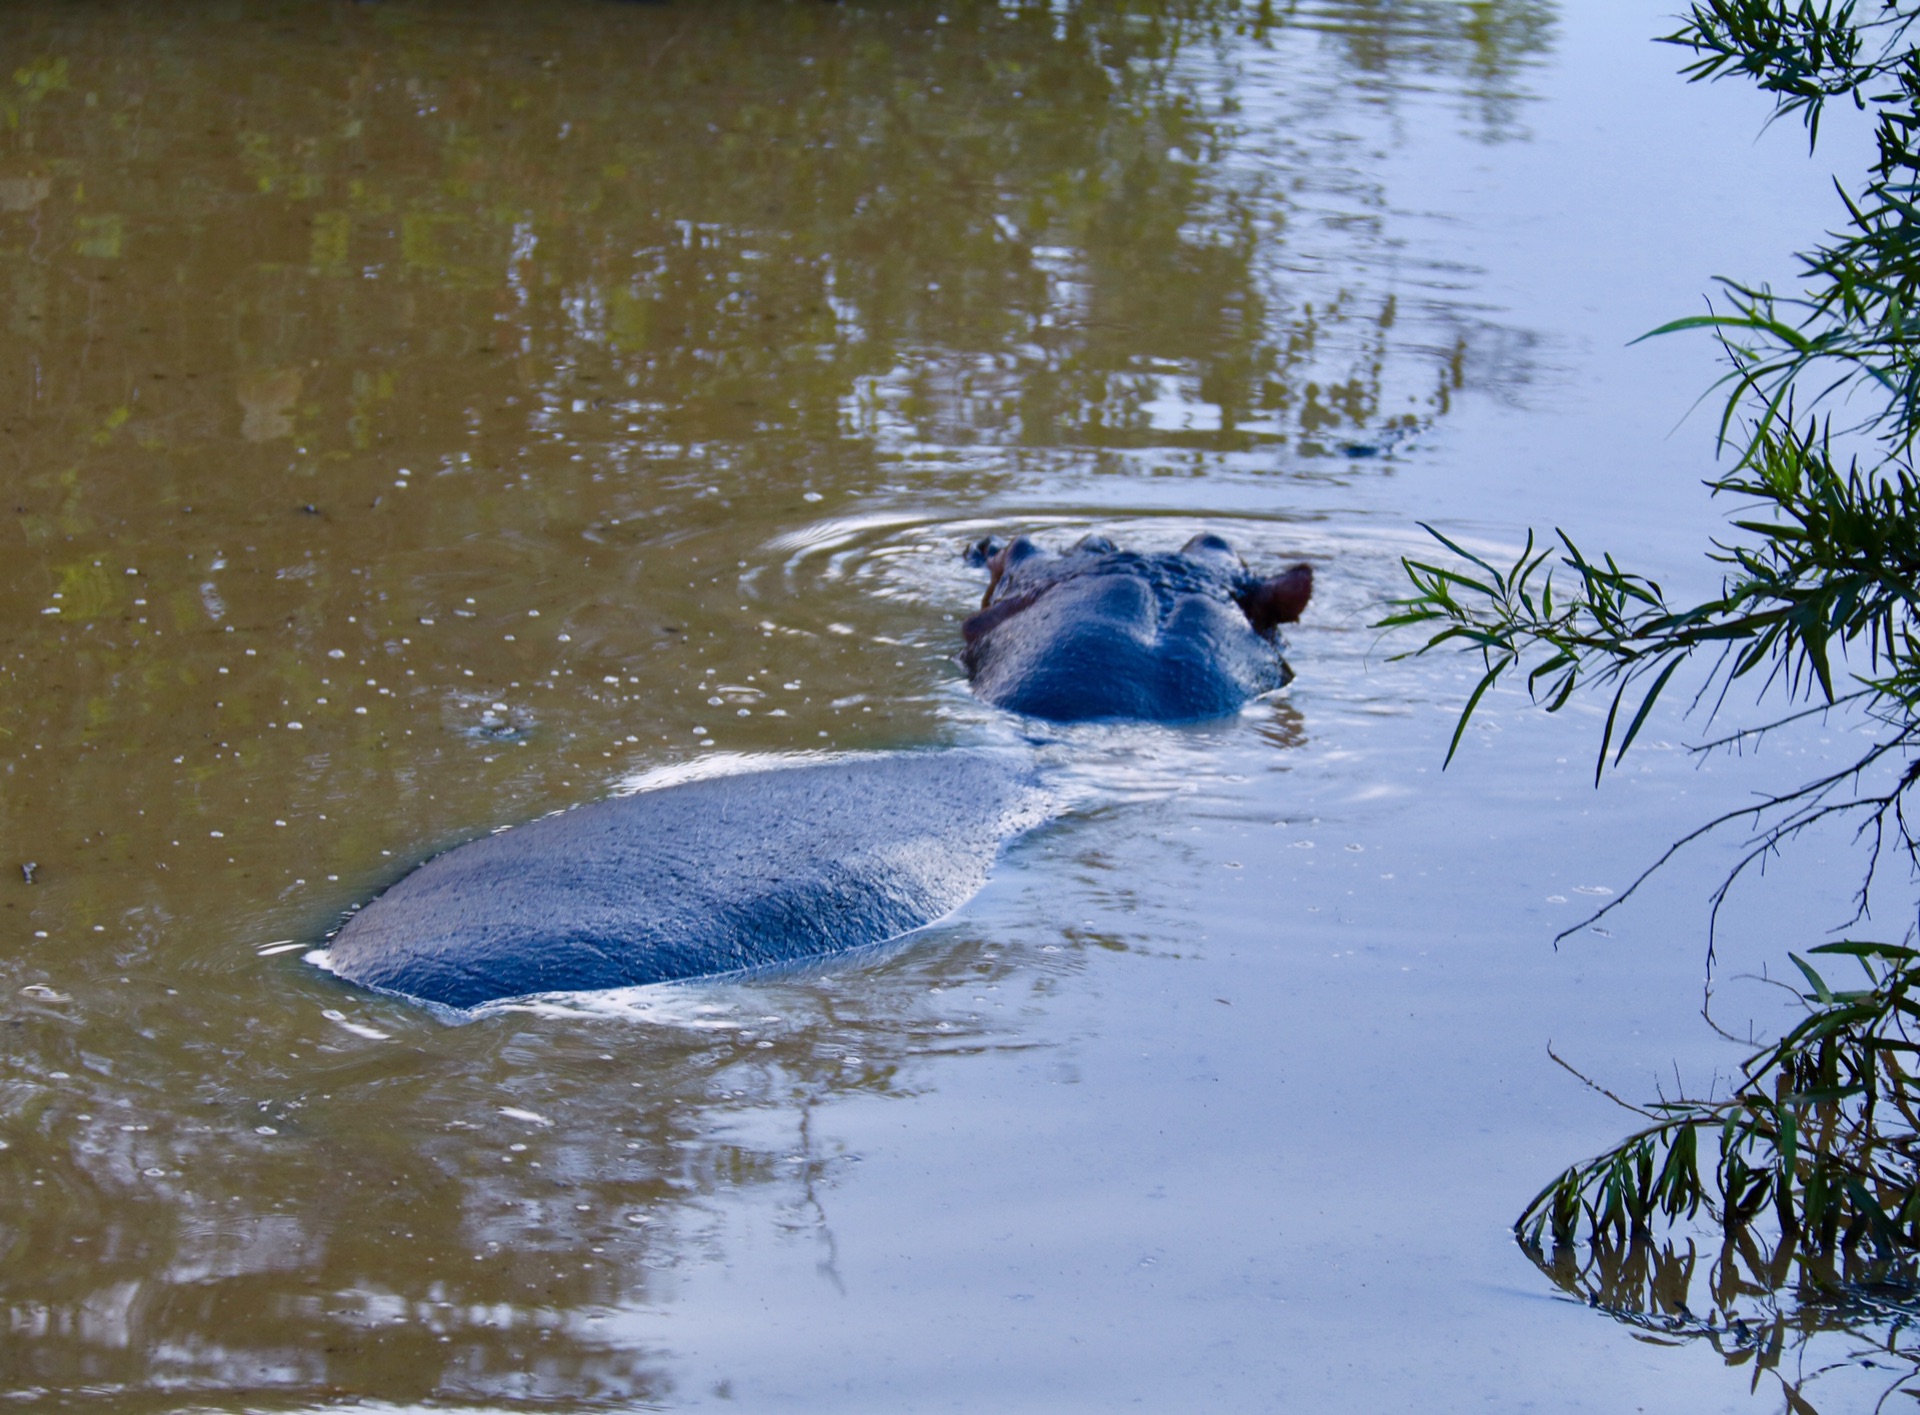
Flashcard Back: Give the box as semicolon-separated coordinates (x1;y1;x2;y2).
19;984;68;1002
509;1143;528;1153
498;1107;553;1127
1546;895;1568;904
255;1126;277;1136
143;1167;165;1177
328;649;345;659
1572;885;1614;896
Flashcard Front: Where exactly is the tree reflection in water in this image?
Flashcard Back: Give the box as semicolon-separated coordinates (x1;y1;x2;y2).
1525;1228;1920;1413
0;0;1556;1403
1;939;1051;1402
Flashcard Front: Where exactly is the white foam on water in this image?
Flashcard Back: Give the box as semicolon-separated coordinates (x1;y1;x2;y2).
320;1008;392;1042
609;748;840;797
479;984;745;1030
496;1107;553;1127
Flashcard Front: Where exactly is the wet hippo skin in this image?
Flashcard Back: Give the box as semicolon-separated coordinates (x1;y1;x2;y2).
325;752;1048;1009
962;532;1313;721
326;533;1310;1008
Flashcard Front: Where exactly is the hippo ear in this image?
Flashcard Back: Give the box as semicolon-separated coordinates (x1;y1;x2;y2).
1239;563;1313;633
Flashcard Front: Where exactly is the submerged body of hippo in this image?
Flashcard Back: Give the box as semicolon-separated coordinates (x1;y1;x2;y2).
325;751;1049;1009
323;533;1311;1008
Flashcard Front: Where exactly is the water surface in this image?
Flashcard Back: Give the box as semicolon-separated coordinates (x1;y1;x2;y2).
0;2;1890;1409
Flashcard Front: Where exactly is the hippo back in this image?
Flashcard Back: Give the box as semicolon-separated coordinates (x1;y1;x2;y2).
322;752;1048;1009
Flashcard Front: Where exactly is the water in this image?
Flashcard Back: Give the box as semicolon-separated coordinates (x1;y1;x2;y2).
0;1;1894;1409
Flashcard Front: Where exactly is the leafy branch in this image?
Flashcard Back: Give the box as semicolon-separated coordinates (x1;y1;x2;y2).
1385;418;1920;782
1379;0;1920;1340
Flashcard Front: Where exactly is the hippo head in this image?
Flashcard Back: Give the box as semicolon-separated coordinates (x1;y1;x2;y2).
959;532;1313;722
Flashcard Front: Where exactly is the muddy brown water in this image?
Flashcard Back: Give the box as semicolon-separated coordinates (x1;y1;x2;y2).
0;2;1896;1410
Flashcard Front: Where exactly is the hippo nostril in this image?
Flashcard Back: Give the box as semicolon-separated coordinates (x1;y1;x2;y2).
1004;536;1042;563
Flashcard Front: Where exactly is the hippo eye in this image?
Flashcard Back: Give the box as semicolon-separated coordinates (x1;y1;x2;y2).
1003;536;1042;564
1181;532;1236;559
1072;534;1117;555
984;534;1047;607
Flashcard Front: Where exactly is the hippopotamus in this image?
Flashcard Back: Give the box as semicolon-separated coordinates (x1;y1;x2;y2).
320;532;1312;1009
961;532;1313;720
322;752;1048;1009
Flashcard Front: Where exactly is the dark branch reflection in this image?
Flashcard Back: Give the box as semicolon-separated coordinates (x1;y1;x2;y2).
1524;1230;1920;1415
